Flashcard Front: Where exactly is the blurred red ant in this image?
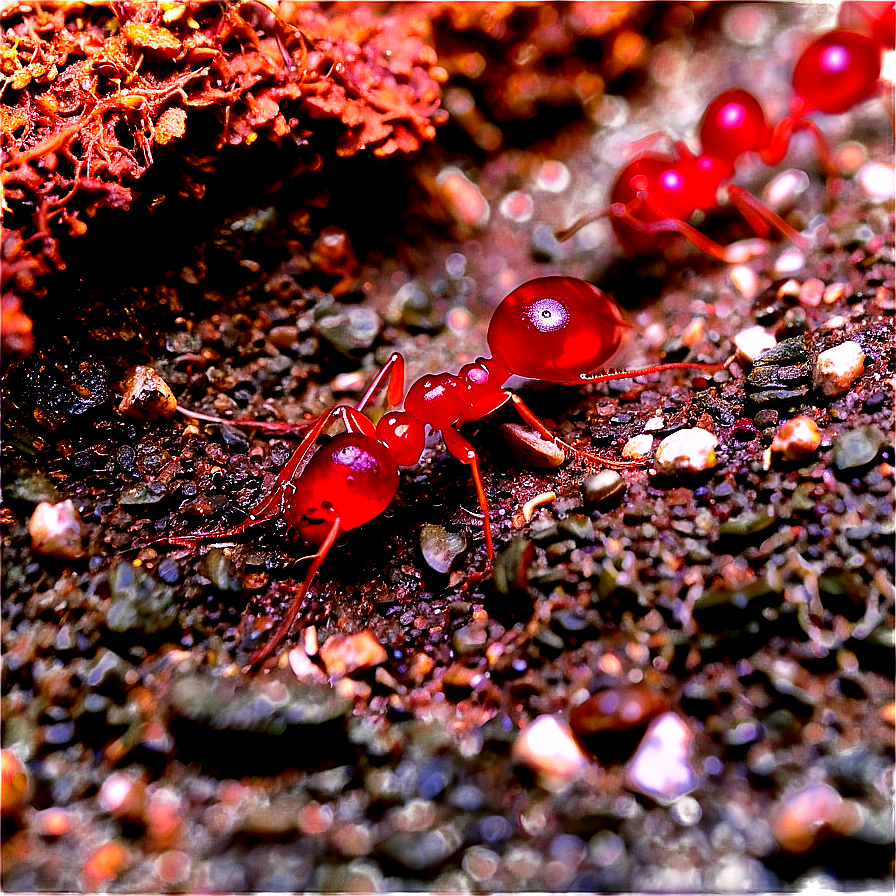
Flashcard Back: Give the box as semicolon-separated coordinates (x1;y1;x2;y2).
168;277;727;667
557;12;890;261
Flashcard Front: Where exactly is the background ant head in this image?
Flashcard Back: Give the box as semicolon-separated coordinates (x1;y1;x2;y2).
792;29;882;115
487;276;630;383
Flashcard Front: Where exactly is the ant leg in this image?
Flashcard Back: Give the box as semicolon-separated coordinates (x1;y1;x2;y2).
356;353;406;411
246;517;342;669
442;427;494;564
556;192;649;243
176;405;312;437
726;186;809;248
164;403;374;550
507;393;644;470
625;131;694;162
762;116;838;176
578;356;733;386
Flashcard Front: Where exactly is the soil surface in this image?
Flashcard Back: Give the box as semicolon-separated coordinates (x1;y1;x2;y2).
2;3;894;893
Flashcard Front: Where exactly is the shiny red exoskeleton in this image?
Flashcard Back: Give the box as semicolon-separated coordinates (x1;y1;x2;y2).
558;12;890;261
170;277;726;666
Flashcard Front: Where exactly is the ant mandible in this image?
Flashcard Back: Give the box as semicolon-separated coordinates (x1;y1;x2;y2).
557;16;889;261
168;276;727;668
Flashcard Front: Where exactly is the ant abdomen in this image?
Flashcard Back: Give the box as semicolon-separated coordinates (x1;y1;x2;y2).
283;432;399;542
486;276;629;383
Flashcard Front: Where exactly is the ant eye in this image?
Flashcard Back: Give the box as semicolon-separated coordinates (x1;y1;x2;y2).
524;298;568;333
819;44;850;74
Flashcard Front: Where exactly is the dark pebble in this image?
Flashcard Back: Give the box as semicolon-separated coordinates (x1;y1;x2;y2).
753;408;779;430
157;558;180;584
582;471;626;509
105;561;178;637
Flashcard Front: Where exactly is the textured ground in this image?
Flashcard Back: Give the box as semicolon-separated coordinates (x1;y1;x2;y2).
2;3;894;892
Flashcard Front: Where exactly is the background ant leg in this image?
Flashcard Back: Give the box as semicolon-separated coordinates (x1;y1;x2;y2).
246;517;342;669
506;393;644;471
355;352;406;411
441;427;495;564
726;185;808;248
556;193;649;243
607;200;738;261
762;117;839;176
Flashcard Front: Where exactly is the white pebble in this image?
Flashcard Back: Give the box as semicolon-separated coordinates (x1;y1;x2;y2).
729;265;759;300
762;168;809;210
820;315;847;331
622;434;654;461
29;500;85;559
626;713;700;804
513;715;587;782
771;416;821;461
774;248;805;275
858;161;895;201
644;416;665;432
535;160;571;193
654;428;719;475
814;341;866;397
436;167;489;230
733;326;776;363
722;239;768;264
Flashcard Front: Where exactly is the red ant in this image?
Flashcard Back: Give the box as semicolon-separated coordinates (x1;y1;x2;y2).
167;276;728;667
557;18;889;261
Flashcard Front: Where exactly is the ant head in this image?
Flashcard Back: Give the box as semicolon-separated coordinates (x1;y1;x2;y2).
487;277;629;382
698;89;769;170
793;29;881;115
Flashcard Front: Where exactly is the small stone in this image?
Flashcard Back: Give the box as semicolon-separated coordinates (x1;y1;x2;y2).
733;326;777;364
776;278;801;299
722;238;768;263
644;415;665;432
317;308;382;357
820;315;848;331
625;713;699;805
570;686;666;738
729;265;759;300
771;416;821;461
0;750;29;818
106;561;177;635
774;249;805;276
419;524;467;574
436;167;489;231
681;317;705;346
500;423;565;468
118;365;178;420
770;783;860;853
513;715;587;783
823;282;847;305
833;425;884;472
582;470;626;508
29;499;85;559
99;772;147;822
288;647;327;683
814;341;865;397
33;808;72;838
763;168;809;209
320;631;387;678
621;434;653;461
798;278;825;307
858;160;895;200
81;841;132;891
654;428;718;475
